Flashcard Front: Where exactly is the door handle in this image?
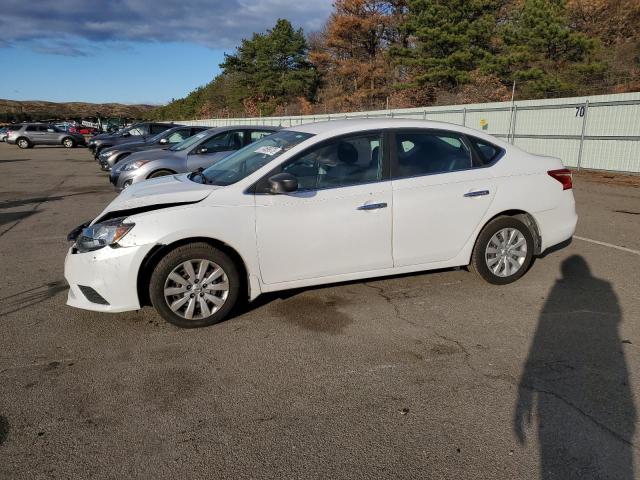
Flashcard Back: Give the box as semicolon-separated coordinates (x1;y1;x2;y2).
464;190;490;198
357;202;387;211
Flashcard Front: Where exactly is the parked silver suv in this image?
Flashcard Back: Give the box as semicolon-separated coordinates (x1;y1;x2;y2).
6;123;86;149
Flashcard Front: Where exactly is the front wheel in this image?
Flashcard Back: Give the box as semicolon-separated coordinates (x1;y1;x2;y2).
62;137;75;148
149;243;241;328
470;217;534;285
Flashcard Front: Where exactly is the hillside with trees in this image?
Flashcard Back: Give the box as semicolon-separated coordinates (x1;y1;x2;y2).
0;99;155;123
150;0;640;120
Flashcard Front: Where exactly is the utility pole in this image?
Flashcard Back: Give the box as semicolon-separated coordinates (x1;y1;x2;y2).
507;80;517;143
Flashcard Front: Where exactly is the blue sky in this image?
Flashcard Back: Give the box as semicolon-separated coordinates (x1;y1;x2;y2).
0;0;332;105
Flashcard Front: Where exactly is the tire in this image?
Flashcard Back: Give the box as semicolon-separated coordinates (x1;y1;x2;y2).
16;138;30;149
147;169;175;179
62;137;75;148
94;147;105;159
149;243;241;328
469;216;534;285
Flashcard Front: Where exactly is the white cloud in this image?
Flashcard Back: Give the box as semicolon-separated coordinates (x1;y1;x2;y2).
0;0;333;54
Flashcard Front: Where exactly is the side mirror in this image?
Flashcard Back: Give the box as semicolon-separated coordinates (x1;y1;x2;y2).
159;138;168;144
268;173;298;194
196;147;208;154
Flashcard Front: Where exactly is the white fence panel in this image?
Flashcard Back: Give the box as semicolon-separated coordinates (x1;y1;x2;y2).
168;91;640;173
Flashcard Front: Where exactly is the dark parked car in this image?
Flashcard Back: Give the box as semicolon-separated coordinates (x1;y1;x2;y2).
87;122;178;158
97;125;209;170
6;123;86;149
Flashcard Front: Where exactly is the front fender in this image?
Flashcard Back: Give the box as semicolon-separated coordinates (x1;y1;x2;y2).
119;203;260;293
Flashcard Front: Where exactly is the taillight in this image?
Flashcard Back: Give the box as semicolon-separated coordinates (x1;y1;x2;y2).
548;169;572;190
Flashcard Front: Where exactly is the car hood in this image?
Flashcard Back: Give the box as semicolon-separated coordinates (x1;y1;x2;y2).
95;174;219;222
112;140;147;150
122;148;181;164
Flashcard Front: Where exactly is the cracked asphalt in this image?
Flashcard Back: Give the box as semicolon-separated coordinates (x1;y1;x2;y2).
0;143;639;479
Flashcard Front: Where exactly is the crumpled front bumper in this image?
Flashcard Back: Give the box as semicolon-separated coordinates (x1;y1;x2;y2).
64;243;155;313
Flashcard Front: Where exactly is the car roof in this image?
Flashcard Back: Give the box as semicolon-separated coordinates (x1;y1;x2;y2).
283;119;509;146
204;125;280;133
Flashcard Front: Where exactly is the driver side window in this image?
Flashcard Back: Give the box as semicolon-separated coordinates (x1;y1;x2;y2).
167;130;190;143
200;131;243;152
281;133;383;191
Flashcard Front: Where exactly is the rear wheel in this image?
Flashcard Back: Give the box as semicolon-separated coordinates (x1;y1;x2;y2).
16;138;30;149
149;243;241;328
470;216;534;285
62;137;75;148
148;169;175;179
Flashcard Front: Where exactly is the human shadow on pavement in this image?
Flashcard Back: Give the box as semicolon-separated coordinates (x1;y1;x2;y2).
514;255;636;479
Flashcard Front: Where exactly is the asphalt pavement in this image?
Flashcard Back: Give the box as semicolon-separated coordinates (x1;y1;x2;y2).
0;143;639;479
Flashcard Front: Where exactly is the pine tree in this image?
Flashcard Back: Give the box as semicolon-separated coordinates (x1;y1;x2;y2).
220;19;318;114
487;0;602;97
391;0;500;88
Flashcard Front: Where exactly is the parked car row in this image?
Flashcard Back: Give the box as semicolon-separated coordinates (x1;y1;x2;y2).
88;121;280;190
66;118;578;329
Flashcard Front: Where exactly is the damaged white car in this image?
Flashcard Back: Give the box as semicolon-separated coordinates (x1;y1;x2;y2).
65;120;577;328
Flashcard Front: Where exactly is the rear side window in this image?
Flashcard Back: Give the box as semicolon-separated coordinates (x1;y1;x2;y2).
26;125;38;132
392;131;472;179
469;137;502;166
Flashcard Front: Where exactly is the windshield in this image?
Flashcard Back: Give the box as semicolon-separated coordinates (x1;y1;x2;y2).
198;130;313;186
170;131;209;151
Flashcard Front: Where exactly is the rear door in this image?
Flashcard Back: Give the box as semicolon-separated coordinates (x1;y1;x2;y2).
26;125;45;144
390;129;499;267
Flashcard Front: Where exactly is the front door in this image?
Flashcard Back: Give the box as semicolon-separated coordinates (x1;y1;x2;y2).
255;132;393;285
41;126;59;144
186;130;244;171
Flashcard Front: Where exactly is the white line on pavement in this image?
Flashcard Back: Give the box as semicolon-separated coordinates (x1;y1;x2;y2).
574;236;640;256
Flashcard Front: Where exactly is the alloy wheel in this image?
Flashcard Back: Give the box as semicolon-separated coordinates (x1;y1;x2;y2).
163;259;229;320
484;228;527;278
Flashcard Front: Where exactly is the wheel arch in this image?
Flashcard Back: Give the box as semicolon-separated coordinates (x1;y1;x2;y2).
146;168;177;179
16;136;30;145
136;236;250;307
476;209;542;255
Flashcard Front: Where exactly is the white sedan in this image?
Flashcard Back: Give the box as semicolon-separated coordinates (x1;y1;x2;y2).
65;120;577;328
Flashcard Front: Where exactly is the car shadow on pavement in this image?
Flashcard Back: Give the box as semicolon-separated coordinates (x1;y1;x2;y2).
0;210;39;228
514;255;636;479
0;281;68;318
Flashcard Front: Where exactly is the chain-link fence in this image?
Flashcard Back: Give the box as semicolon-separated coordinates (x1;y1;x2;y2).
169;92;640;173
